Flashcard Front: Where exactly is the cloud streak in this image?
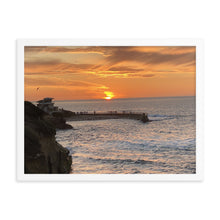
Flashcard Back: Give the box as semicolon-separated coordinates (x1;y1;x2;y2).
106;48;195;66
25;76;108;90
25;59;95;75
25;46;116;56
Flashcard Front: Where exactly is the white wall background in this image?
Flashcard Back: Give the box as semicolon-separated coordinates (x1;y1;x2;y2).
0;0;219;219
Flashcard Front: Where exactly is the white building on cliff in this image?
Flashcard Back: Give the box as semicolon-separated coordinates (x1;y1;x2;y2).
37;97;60;114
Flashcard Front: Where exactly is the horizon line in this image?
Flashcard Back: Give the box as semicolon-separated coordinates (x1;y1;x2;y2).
28;95;195;102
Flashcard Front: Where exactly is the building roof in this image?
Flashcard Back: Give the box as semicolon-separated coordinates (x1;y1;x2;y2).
37;97;54;103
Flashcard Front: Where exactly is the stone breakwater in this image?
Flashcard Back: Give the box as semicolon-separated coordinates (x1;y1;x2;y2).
25;101;72;174
63;112;151;123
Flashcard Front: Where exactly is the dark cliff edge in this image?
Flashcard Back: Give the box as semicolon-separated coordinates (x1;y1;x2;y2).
25;101;72;174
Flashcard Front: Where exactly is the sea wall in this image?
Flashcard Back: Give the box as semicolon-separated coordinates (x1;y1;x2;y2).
24;101;72;173
64;112;150;123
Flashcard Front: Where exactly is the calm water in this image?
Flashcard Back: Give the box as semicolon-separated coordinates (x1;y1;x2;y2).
55;96;196;174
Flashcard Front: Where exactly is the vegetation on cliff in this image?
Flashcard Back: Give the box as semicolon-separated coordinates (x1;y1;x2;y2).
25;101;72;173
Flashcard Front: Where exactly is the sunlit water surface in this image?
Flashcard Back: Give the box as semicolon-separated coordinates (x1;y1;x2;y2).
55;97;196;174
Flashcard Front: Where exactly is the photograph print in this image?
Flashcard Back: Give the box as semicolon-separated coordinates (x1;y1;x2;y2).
21;41;199;179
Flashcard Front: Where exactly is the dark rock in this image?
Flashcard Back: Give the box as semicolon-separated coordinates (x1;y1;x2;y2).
24;101;72;174
53;110;75;118
47;114;73;130
141;113;150;123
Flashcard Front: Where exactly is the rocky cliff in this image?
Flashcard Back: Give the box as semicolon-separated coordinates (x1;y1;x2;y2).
25;101;72;173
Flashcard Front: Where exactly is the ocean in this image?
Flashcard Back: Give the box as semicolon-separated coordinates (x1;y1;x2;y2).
55;96;196;174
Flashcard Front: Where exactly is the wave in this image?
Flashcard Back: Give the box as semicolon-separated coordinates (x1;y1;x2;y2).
149;114;194;121
149;114;170;117
87;157;166;166
149;114;193;117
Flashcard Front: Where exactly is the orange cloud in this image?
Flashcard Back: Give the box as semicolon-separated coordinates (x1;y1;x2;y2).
25;46;114;56
25;59;95;75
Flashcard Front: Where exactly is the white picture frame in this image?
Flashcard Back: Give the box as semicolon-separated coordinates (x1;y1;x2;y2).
17;39;204;181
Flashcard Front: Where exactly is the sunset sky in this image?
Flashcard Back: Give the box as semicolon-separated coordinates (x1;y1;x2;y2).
24;46;196;101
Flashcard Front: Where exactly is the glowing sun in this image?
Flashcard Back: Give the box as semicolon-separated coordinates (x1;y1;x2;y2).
104;91;114;100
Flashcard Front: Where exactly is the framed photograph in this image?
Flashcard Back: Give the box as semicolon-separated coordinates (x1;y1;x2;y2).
17;39;204;181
